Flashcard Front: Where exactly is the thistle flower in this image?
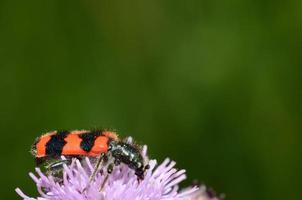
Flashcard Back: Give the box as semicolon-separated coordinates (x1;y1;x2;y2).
16;145;222;200
189;185;224;200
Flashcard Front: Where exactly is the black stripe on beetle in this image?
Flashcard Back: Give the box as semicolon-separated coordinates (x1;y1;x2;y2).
79;130;102;152
45;130;69;157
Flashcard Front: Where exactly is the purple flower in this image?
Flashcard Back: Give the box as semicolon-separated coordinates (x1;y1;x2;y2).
188;185;224;200
16;145;222;200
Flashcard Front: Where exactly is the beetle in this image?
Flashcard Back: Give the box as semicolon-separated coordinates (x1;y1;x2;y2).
31;130;149;181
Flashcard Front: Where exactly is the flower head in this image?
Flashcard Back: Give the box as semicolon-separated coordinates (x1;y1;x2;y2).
16;144;222;200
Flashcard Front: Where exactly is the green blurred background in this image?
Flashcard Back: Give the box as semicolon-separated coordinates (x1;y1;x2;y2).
0;1;301;199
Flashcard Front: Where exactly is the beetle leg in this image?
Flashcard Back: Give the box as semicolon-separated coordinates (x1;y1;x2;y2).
83;154;106;192
99;162;114;191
